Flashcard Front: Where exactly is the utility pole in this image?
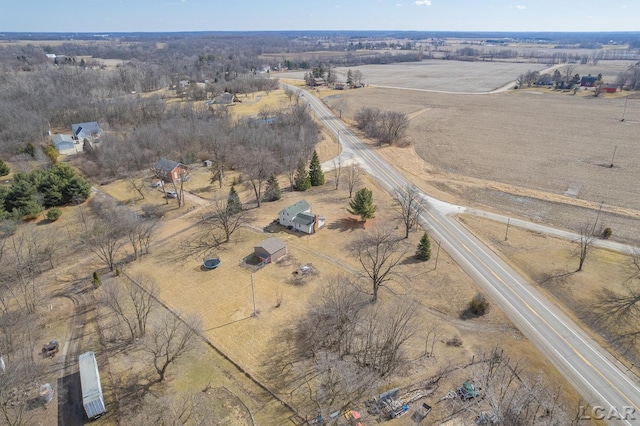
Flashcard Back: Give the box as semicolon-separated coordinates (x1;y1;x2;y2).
592;201;604;235
610;145;618;168
621;95;629;122
434;240;441;270
504;218;511;241
251;274;256;317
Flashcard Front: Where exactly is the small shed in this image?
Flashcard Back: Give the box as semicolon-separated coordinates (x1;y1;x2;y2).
254;237;287;264
601;84;617;93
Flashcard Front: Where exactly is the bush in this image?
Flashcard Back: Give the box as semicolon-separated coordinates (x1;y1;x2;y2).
602;227;612;239
46;207;62;221
0;159;9;177
468;293;490;316
446;336;463;347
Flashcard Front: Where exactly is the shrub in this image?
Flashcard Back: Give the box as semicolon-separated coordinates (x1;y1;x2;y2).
446;336;463;347
468;293;490;316
46;207;62;221
602;227;612;239
0;159;9;177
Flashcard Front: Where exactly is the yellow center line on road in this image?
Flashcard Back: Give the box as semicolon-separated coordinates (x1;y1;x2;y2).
340;121;640;414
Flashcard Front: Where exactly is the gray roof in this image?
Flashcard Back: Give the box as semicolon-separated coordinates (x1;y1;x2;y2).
255;237;286;255
72;122;101;138
293;212;315;226
281;199;310;217
52;134;74;145
155;158;182;174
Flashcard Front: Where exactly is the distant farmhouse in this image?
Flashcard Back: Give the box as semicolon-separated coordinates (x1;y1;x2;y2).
153;158;189;182
580;75;599;87
278;199;325;234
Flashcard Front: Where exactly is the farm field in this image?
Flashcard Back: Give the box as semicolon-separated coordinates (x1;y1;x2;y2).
321;80;640;245
282;60;553;92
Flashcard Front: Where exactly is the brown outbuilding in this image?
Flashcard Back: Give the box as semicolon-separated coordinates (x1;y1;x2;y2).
254;237;287;264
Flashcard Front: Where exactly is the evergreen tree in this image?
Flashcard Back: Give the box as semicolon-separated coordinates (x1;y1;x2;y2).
348;188;376;222
309;150;325;187
263;173;282;202
227;185;242;214
347;69;353;86
416;232;431;261
0;159;9;177
293;159;311;191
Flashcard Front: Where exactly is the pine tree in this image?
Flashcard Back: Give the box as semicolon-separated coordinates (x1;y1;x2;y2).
348;187;376;222
0;159;9;177
263;173;282;202
309;150;325;187
293;159;311;191
416;232;431;261
227;185;242;214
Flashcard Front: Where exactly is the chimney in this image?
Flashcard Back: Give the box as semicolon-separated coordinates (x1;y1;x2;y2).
313;214;319;234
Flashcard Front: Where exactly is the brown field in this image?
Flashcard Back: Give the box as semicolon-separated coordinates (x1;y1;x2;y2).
321;83;640;245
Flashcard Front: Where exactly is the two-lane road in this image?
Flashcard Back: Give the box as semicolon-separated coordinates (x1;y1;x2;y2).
293;85;640;424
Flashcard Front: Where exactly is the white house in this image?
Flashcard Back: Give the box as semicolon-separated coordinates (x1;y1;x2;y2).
278;199;325;234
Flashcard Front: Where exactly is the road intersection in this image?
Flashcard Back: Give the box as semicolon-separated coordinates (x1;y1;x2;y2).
293;84;640;425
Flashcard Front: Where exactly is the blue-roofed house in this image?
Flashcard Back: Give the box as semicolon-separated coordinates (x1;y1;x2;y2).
71;122;102;141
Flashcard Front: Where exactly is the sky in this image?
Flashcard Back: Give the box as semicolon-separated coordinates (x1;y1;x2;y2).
1;0;639;33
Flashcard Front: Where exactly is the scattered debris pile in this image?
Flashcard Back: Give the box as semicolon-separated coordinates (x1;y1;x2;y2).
41;339;59;358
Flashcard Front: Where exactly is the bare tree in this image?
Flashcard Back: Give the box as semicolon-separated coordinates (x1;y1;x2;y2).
377;111;410;145
474;347;570;425
102;278;137;342
79;199;132;271
296;276;368;359
204;198;253;244
179;198;253;260
126;174;146;200
0;320;44;426
563;64;576;84
144;311;202;382
350;226;408;302
122;213;158;260
102;274;159;342
81;215;125;271
424;323;441;357
352;301;418;375
345;163;360;198
240;145;276;207
394;184;426;239
590;251;640;352
575;221;599;272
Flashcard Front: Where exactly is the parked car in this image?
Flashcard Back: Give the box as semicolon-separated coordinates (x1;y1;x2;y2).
165;190;177;199
151;179;164;188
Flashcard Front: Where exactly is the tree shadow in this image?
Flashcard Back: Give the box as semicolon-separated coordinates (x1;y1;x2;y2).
538;270;575;286
326;217;365;232
58;372;84;426
401;255;424;266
